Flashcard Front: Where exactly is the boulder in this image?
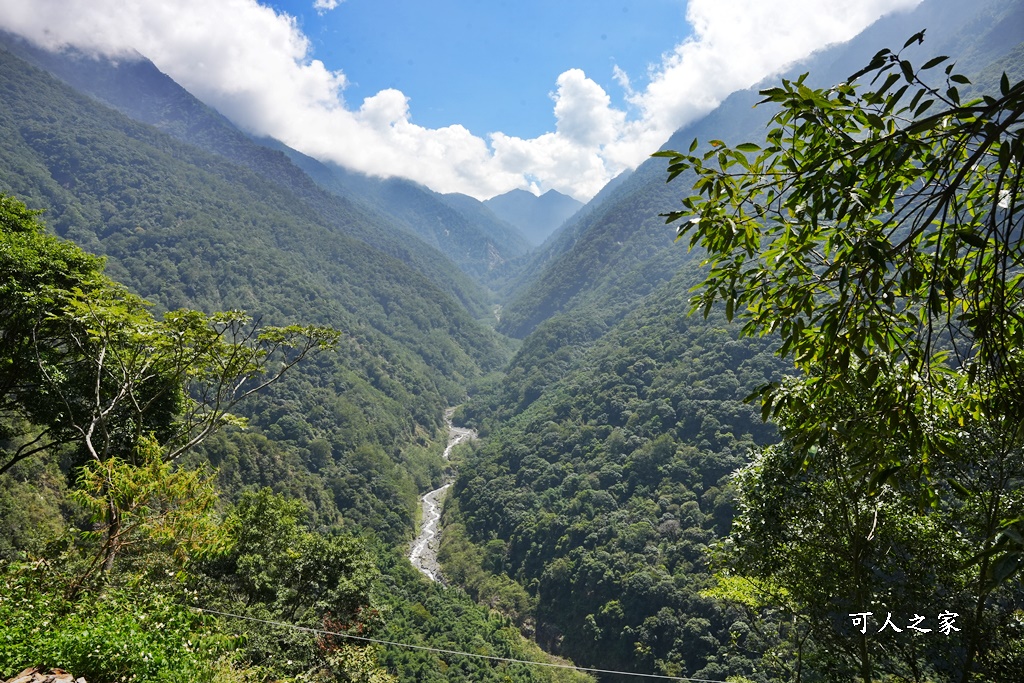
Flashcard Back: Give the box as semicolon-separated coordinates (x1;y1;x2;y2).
4;669;87;683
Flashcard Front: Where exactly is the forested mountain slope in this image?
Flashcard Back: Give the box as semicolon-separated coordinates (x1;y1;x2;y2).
0;31;513;312
498;169;632;311
0;26;616;681
498;0;1024;340
254;136;531;305
265;147;536;292
312;166;534;289
2;0;1022;679
446;0;1024;680
450;265;789;680
0;44;509;537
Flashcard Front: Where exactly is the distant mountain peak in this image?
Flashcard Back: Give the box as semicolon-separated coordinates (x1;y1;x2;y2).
484;188;583;246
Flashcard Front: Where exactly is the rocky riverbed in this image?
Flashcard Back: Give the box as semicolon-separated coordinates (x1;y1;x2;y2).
408;409;475;582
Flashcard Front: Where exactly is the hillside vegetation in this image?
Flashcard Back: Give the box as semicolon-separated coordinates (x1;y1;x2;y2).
448;265;787;680
0;44;586;682
2;0;1024;681
444;1;1024;681
0;30;518;312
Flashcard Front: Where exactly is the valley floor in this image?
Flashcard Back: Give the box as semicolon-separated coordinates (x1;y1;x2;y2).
409;409;476;582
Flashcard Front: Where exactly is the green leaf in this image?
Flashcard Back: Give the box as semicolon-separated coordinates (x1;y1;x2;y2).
957;229;987;248
946;477;973;500
921;55;949;70
900;59;915;83
989;554;1021;585
914;98;935;117
877;72;901;96
903;30;926;49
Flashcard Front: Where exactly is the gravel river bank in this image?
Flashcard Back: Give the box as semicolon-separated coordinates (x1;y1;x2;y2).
409;410;475;582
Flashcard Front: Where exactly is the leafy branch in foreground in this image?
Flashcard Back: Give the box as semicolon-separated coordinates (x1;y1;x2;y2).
1;192;340;580
1;192;340;476
656;34;1023;479
657;35;1024;682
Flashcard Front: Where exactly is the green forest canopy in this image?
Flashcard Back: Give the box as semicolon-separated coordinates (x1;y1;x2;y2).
657;38;1024;682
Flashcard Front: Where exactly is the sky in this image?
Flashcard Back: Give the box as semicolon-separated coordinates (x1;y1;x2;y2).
0;0;922;201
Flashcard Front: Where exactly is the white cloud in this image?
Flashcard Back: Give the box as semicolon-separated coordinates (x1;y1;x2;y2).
609;0;924;168
0;0;920;201
313;0;342;14
486;70;632;200
552;69;625;148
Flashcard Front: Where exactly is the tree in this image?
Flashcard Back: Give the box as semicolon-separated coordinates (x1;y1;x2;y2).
48;292;340;467
657;37;1024;681
67;435;226;595
659;34;1022;430
657;34;1023;556
1;194;107;474
193;488;383;680
718;376;1024;681
0;192;339;573
2;192;339;467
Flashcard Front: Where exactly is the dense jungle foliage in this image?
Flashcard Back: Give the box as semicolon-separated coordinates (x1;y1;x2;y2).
0;44;583;681
653;37;1024;681
445;6;1024;682
0;44;513;541
446;265;788;682
0;191;588;682
3;1;1024;681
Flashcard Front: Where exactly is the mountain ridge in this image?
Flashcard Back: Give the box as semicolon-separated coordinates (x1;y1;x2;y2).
483;188;583;247
0;30;526;307
445;1;1024;678
495;0;1024;340
0;42;509;473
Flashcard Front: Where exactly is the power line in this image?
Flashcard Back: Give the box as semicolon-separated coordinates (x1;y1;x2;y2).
192;606;736;683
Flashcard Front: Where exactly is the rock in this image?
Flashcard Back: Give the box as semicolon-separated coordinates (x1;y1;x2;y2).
4;668;87;683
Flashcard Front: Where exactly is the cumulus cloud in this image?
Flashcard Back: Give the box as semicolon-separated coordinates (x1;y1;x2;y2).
485;70;632;200
0;0;920;201
609;0;923;168
552;69;624;147
313;0;342;14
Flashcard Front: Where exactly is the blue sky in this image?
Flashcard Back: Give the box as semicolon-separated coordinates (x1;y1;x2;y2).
2;0;921;200
269;0;690;139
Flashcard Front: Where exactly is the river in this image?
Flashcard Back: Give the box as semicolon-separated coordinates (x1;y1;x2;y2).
408;409;476;582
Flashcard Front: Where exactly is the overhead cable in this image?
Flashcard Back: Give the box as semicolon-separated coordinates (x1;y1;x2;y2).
192;606;736;683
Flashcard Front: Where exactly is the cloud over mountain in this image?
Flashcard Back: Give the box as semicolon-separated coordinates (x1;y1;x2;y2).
0;0;919;200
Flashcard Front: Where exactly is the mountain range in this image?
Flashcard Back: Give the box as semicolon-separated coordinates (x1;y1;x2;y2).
483;188;583;247
0;0;1022;680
